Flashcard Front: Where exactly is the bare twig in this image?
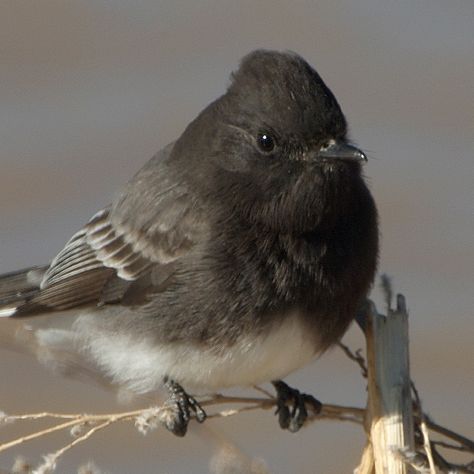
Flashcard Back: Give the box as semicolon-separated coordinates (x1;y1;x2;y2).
423;416;474;453
1;369;470;474
33;420;114;473
0;391;366;471
337;342;368;378
411;382;437;473
432;440;472;453
252;385;275;399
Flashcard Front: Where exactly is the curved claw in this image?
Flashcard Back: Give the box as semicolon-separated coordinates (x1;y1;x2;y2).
272;380;322;433
163;379;207;437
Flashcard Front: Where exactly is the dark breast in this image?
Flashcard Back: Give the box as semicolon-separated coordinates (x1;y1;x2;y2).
139;182;378;351
206;182;379;350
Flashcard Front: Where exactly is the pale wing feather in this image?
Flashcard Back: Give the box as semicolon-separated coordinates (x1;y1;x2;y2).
0;143;206;315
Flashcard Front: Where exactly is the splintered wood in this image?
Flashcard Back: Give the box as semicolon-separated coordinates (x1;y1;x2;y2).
357;296;416;474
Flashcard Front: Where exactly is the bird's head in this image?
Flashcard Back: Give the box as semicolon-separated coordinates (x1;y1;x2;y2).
174;50;371;233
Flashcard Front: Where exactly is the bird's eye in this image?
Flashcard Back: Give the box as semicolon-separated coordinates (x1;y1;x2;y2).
256;133;276;153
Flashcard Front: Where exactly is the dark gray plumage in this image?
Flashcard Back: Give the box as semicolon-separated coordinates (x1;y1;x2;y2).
0;50;378;434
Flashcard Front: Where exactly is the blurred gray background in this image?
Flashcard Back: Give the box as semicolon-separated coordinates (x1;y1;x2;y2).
0;1;473;473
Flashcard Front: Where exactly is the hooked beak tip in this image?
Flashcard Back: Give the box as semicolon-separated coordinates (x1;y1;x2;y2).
318;141;367;162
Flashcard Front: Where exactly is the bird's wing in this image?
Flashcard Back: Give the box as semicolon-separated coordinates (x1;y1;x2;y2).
0;143;206;317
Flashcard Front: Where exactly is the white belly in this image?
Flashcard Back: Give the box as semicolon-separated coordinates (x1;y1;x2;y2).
78;311;320;394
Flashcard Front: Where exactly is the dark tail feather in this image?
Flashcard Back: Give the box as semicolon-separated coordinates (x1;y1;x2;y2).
0;266;47;317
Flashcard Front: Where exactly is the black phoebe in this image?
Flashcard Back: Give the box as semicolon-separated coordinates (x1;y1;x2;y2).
0;50;378;435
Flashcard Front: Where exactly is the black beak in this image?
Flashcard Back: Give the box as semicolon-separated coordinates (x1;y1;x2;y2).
318;140;367;162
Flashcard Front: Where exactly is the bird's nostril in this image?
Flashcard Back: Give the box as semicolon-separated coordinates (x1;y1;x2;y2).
320;139;335;151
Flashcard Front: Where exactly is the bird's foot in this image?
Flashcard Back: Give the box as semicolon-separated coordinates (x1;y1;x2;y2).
162;378;207;437
272;380;322;433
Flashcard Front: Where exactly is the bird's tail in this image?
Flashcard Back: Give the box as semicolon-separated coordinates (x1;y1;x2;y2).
0;266;47;317
0;266;119;391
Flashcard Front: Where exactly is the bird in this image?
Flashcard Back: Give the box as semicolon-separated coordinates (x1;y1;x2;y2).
0;49;378;436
